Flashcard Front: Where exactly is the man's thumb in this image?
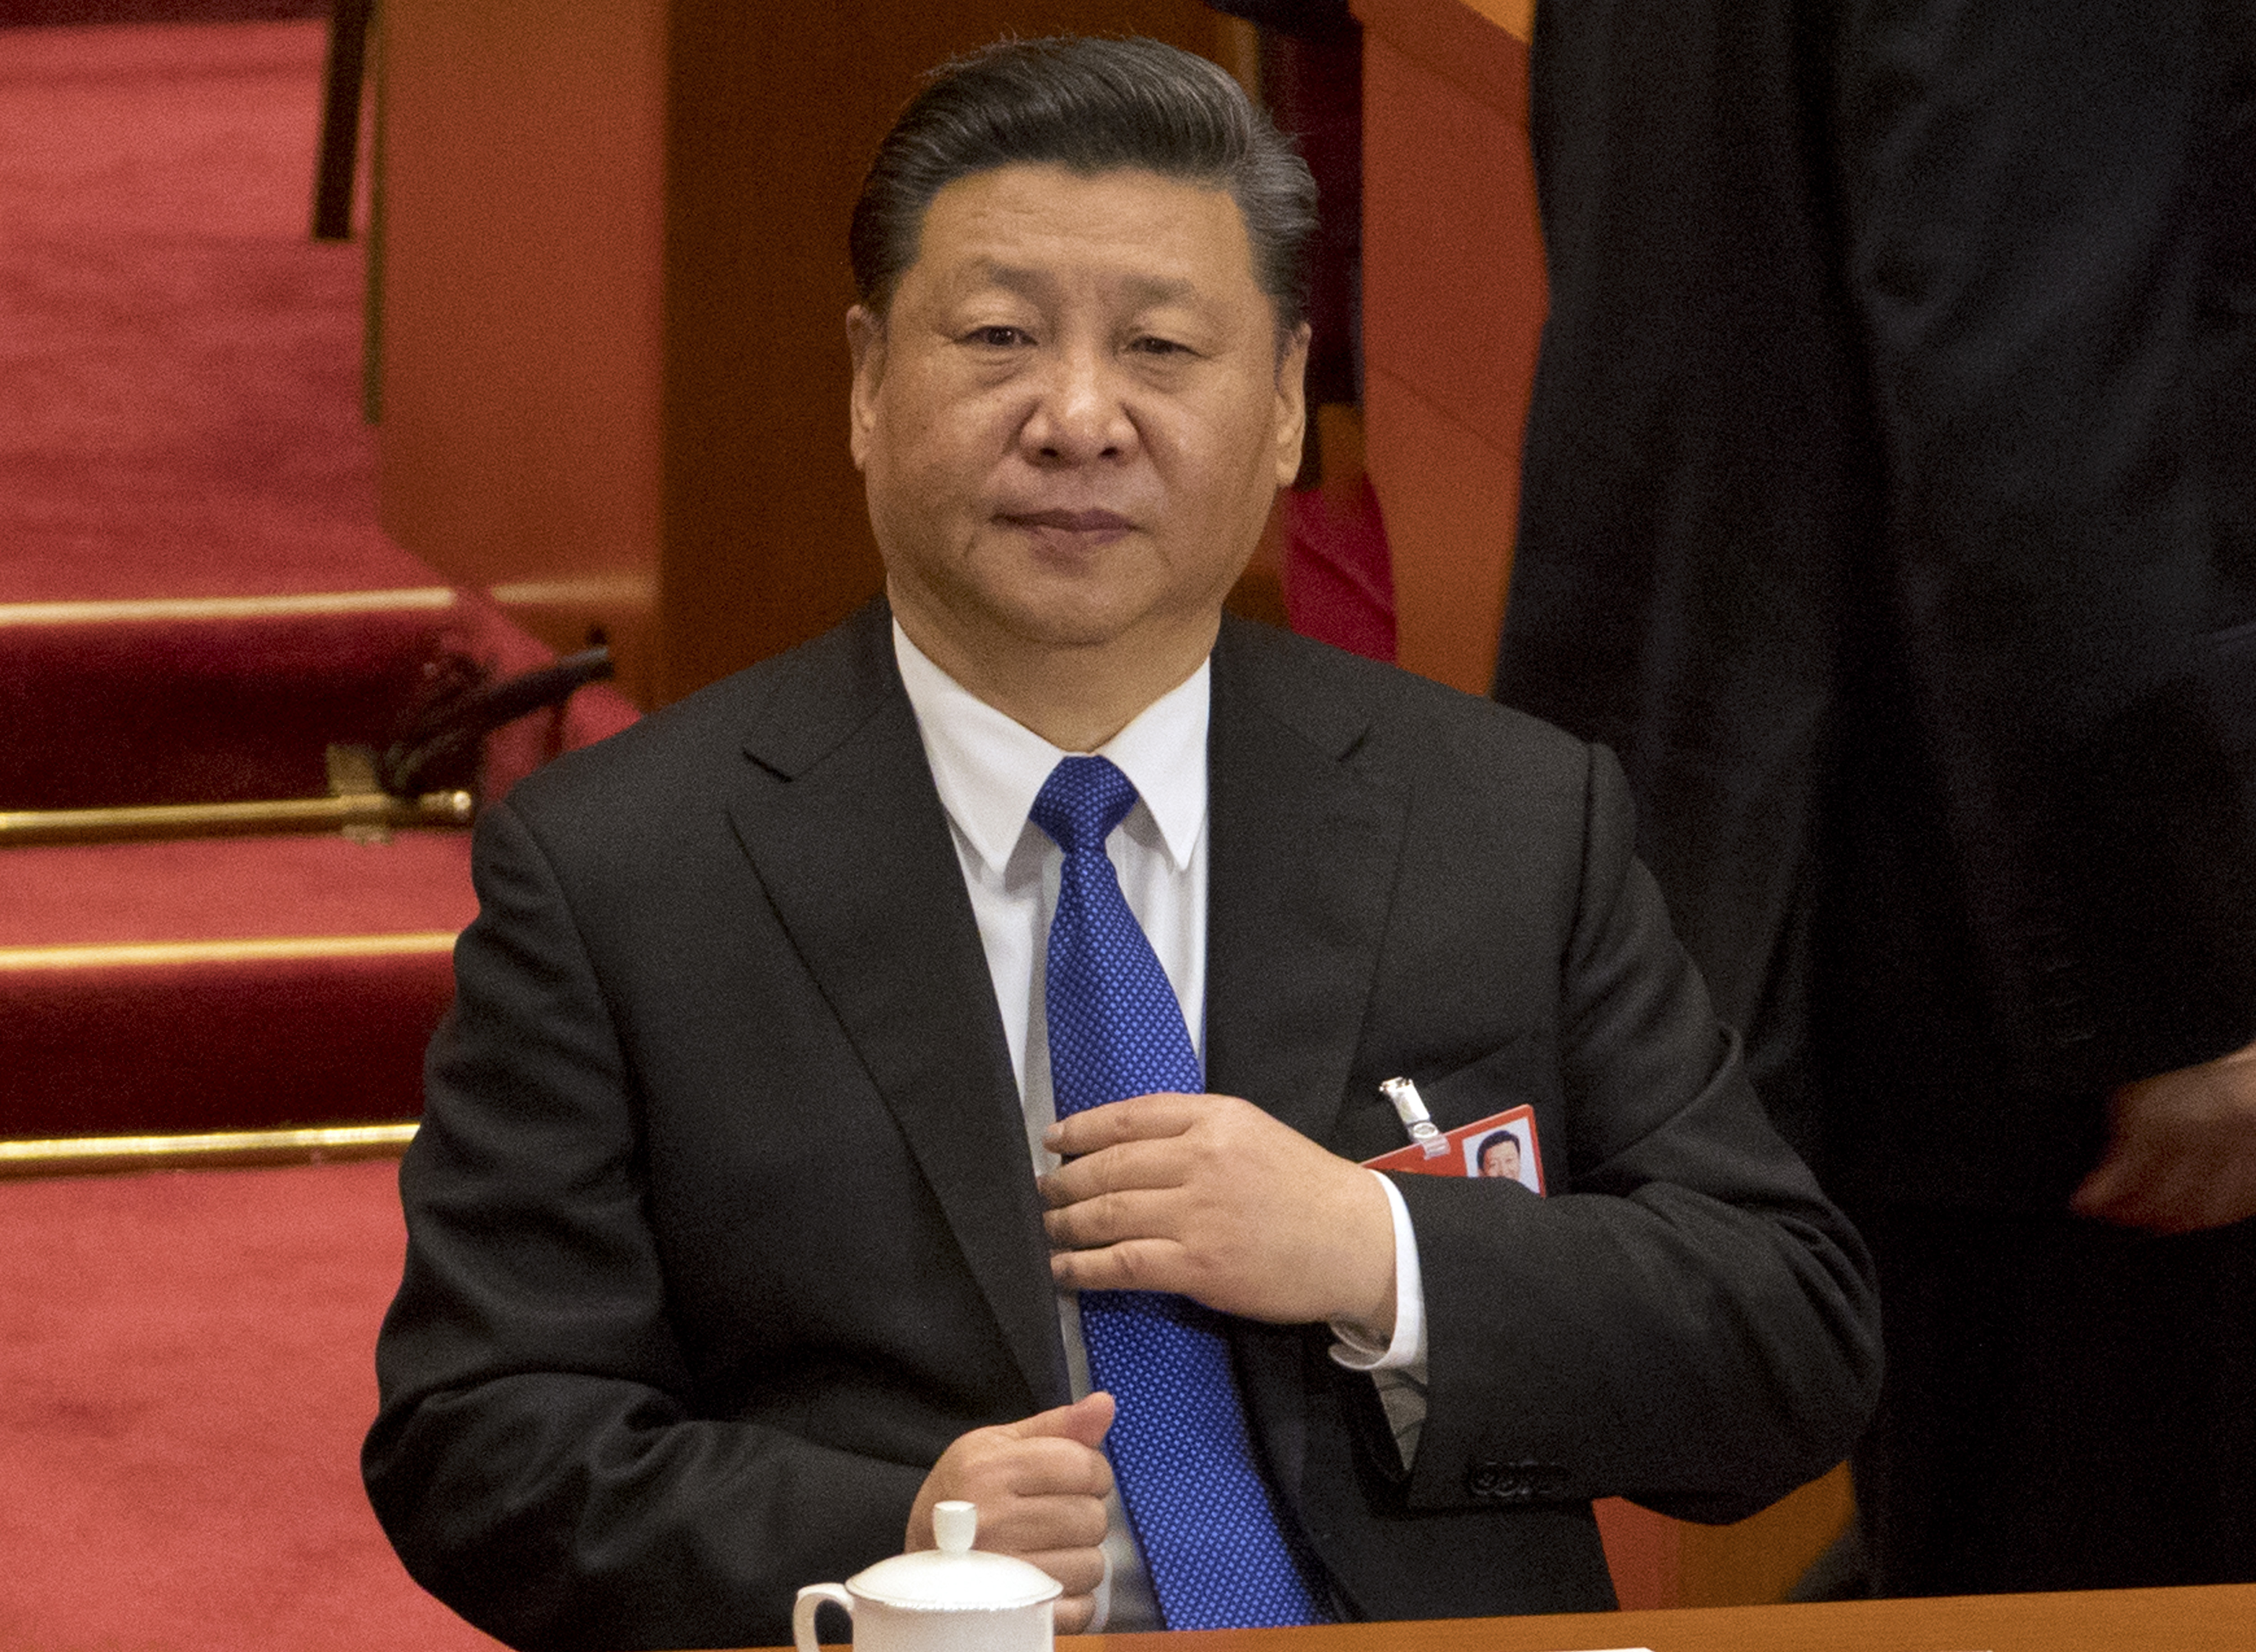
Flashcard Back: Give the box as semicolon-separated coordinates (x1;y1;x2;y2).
1010;1390;1115;1448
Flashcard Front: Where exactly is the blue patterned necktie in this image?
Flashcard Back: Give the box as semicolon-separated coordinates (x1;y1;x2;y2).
1031;754;1329;1631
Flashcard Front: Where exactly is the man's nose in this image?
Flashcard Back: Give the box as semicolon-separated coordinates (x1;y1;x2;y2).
1021;347;1135;464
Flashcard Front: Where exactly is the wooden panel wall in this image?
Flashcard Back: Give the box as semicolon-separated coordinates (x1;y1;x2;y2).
377;0;1234;708
377;0;667;700
1353;0;1545;698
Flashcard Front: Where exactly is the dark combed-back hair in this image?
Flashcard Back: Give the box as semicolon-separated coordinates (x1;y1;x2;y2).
850;36;1318;336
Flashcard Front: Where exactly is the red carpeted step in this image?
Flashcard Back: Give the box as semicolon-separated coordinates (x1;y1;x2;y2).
0;597;636;1141
0;832;478;1136
0;586;639;809
0;1157;503;1652
0;592;462;808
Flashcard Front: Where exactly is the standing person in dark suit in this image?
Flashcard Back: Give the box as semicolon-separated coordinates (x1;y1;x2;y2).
1497;0;2256;1597
365;37;1880;1651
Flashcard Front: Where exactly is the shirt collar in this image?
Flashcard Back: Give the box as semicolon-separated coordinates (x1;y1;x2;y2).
892;620;1209;878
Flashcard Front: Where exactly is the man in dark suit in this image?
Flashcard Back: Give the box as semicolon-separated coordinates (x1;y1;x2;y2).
1498;0;2256;1596
365;38;1879;1650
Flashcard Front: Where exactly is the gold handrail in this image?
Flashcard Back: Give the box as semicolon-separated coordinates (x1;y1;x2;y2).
0;789;473;848
0;1121;419;1178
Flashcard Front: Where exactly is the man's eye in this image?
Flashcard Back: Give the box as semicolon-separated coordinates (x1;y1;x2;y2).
1131;336;1190;357
965;325;1028;348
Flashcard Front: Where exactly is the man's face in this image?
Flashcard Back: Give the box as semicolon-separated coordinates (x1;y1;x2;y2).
1480;1138;1521;1180
849;163;1308;675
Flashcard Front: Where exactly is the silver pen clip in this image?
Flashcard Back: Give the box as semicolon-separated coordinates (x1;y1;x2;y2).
1379;1076;1451;1158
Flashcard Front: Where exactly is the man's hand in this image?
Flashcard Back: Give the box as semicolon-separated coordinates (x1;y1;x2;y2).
906;1393;1115;1633
1040;1092;1397;1334
2071;1039;2256;1232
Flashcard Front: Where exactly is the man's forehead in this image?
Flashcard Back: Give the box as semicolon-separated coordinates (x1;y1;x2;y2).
933;160;1234;211
905;166;1252;279
945;259;1208;307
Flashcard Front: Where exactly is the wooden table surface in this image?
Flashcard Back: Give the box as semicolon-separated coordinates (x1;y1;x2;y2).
773;1583;2256;1652
1057;1586;2256;1652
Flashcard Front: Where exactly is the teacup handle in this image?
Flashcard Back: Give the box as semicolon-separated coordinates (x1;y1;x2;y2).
793;1583;855;1651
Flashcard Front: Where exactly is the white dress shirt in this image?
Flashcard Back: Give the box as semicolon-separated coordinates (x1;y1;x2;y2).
892;623;1428;1631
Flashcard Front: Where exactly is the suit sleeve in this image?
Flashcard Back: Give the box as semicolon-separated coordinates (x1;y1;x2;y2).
1391;745;1883;1523
363;801;924;1652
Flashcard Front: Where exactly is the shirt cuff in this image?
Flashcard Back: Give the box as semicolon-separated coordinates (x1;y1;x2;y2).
1088;1544;1112;1634
1327;1171;1427;1372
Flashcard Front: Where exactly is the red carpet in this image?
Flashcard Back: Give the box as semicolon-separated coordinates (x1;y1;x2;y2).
0;19;473;805
0;601;457;809
0;834;476;1136
0;19;423;603
0;4;326;23
0;1159;500;1652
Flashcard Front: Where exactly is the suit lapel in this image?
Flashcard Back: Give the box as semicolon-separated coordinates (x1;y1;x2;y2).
725;605;1068;1411
1204;622;1409;1142
1203;622;1411;1510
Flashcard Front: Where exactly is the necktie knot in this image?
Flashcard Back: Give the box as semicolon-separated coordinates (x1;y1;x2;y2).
1031;755;1141;856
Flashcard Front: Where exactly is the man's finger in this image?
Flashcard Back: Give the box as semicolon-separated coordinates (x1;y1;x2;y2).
1043;1092;1202;1157
989;1439;1116;1502
2077;1147;2223;1232
1022;1546;1108;1597
2069;1154;2132;1219
970;1492;1110;1554
1004;1389;1115;1449
1038;1138;1192;1209
1050;1237;1188;1296
1043;1186;1184;1250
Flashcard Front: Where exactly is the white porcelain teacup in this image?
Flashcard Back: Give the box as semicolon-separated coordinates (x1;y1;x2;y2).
792;1501;1060;1652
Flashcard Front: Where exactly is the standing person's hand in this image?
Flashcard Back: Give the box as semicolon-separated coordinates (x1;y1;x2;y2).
2072;1039;2256;1231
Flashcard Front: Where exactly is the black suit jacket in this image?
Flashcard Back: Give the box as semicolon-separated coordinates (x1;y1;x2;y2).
366;603;1880;1650
1498;0;2256;1208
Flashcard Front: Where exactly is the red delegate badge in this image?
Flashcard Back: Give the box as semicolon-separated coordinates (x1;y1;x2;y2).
1362;1078;1545;1195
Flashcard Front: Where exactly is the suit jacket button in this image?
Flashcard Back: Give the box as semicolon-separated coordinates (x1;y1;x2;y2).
1468;1462;1503;1497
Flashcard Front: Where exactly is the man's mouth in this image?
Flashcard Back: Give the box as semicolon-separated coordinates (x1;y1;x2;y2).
999;509;1135;534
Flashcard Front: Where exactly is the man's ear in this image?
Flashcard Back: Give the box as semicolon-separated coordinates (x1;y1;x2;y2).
1271;321;1313;488
847;304;887;472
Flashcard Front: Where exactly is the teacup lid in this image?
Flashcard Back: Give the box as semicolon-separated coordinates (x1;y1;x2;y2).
848;1502;1063;1611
